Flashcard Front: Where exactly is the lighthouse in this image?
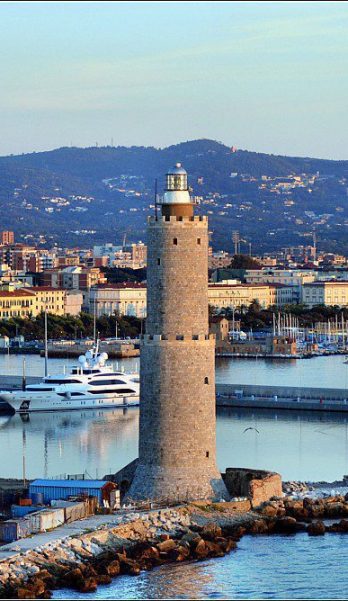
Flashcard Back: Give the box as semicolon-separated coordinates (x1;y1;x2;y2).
127;163;229;503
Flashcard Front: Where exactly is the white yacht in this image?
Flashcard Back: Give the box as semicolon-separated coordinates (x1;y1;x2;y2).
0;345;139;413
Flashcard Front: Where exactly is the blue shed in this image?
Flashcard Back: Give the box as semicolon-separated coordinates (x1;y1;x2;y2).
29;479;116;505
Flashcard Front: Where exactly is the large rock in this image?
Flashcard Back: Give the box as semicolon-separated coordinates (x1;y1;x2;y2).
324;502;344;518
119;557;141;576
193;538;209;559
96;574;112;585
201;522;222;541
180;531;202;548
328;519;348;533
307;521;326;536
260;504;278;518
249;519;269;535
105;560;121;577
79;577;98;593
274;517;298;533
63;567;85;589
156;539;177;553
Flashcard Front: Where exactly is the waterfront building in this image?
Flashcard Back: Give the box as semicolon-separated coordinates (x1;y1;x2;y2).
27;287;66;316
0;287;82;320
302;281;348;308
244;269;317;303
89;283;146;318
208;282;273;309
127;163;229;503
0;289;36;319
88;280;295;318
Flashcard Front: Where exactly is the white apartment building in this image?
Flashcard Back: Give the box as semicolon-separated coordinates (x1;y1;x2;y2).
89;284;147;318
245;269;317;303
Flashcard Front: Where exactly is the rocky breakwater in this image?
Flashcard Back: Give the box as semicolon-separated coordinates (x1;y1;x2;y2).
0;505;257;599
255;492;348;536
4;495;348;599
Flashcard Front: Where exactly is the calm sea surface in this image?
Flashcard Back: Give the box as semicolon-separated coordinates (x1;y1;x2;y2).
2;353;348;599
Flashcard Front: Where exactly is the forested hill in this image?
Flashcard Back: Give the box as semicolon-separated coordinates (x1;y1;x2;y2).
2;139;348;181
0;139;347;253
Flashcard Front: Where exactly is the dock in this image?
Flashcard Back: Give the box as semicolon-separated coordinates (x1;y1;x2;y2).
216;383;348;412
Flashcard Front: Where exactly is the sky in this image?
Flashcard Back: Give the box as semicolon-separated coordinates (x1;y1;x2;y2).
0;1;347;159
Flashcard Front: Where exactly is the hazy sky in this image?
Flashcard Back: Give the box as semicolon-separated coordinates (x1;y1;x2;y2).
1;2;347;158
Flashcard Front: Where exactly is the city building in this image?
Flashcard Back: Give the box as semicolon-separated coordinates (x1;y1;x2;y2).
302;281;348;308
0;231;14;245
244;269;317;303
0;290;36;319
64;291;84;316
89;283;146;318
208;250;233;270
41;266;106;309
127;163;229;503
93;242;147;269
208;283;273;310
26;287;66;315
0;287;82;320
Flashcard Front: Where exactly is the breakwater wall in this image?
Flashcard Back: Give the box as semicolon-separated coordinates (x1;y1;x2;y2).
216;383;348;412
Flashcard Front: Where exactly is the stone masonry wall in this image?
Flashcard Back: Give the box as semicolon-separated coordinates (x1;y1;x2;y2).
223;468;282;508
146;216;209;338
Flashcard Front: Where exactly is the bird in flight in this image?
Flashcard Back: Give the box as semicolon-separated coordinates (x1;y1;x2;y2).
243;427;260;434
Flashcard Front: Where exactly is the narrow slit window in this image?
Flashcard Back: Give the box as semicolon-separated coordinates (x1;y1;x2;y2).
206;451;210;458
173;238;178;245
197;238;201;245
157;258;161;265
204;377;209;384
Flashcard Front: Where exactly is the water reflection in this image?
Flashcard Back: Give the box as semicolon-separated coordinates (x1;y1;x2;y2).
1;408;138;480
0;406;348;482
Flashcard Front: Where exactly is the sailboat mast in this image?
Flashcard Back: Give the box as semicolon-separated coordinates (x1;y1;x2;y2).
44;309;48;378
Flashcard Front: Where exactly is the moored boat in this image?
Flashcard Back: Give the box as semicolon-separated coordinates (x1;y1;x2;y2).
0;344;139;413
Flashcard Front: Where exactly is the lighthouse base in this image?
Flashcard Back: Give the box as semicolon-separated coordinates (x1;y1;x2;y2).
125;463;230;504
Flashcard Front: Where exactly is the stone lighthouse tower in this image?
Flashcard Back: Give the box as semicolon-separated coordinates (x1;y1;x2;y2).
127;163;229;503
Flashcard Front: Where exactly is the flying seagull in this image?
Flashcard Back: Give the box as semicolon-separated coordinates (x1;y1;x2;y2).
243;427;260;434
